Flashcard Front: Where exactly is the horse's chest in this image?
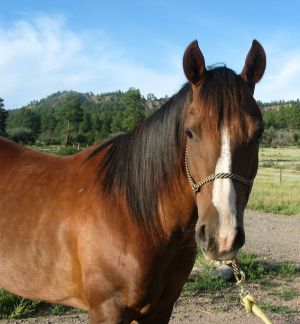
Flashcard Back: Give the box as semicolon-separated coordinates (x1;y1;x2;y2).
130;239;197;316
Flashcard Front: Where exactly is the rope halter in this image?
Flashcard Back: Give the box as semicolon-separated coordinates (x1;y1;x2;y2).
184;146;253;197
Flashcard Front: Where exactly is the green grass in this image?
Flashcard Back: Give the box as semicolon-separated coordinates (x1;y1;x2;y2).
182;253;230;296
259;302;291;314
0;290;79;320
28;144;83;156
0;290;40;319
277;263;297;277
236;251;271;284
237;251;297;282
248;172;300;215
260;146;300;160
248;146;300;215
56;146;82;156
248;168;300;215
182;277;229;296
183;251;298;297
270;289;300;301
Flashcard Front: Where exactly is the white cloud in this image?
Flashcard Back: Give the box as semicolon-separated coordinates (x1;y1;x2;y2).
2;15;299;108
0;15;183;108
255;46;300;102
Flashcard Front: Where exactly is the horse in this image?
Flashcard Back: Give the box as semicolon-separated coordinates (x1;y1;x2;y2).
0;39;266;323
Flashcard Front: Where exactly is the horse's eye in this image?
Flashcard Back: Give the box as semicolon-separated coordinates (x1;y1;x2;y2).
186;129;193;139
256;128;264;139
254;127;264;142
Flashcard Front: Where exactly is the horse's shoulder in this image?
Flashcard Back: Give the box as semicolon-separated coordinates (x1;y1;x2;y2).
0;136;24;156
0;137;60;165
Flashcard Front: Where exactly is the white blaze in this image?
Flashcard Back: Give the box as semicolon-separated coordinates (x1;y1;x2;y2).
212;127;237;251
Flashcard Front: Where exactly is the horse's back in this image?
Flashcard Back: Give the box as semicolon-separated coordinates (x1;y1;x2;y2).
0;136;25;163
0;136;68;206
0;137;94;307
0;136;59;168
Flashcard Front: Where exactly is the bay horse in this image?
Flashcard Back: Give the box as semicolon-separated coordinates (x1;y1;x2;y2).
0;39;266;323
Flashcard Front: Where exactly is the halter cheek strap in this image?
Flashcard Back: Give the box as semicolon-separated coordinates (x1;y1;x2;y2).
184;146;253;197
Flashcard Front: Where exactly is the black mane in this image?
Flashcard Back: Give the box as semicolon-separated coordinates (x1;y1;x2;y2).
198;66;256;141
88;66;255;236
88;83;191;235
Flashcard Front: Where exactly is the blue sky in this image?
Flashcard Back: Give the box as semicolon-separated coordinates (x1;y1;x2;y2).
1;0;300;108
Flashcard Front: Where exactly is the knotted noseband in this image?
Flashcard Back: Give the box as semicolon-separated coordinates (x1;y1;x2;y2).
184;146;253;197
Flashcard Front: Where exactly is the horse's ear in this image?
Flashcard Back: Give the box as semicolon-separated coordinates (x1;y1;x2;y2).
241;39;266;88
183;40;206;85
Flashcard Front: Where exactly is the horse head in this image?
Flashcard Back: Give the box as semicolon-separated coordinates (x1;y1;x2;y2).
183;40;266;261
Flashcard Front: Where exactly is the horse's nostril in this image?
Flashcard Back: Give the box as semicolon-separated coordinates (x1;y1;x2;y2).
199;225;206;241
233;227;245;250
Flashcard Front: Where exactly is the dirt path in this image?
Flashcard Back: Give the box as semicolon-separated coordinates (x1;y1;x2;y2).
243;210;300;267
1;210;299;323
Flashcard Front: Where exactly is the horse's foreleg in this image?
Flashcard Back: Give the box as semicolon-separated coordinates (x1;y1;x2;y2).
88;298;129;324
138;305;173;324
89;296;130;324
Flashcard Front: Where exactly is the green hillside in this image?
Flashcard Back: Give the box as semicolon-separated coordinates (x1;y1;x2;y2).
0;90;299;147
3;89;167;146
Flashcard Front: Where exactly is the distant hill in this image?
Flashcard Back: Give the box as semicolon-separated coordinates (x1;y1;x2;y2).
23;90;167;112
258;99;300;111
4;88;300;147
5;88;169;146
24;91;95;111
17;88;300;113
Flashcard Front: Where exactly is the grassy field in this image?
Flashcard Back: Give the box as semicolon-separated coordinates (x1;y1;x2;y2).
248;146;300;215
260;146;300;161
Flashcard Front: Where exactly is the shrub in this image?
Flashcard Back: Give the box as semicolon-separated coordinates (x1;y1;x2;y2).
7;128;36;144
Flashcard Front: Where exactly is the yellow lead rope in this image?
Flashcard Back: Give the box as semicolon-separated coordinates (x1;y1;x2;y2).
230;259;273;324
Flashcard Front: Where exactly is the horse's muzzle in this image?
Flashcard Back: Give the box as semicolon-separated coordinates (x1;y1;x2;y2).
196;225;245;261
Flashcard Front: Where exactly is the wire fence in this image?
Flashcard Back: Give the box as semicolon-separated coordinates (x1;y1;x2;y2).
257;161;300;183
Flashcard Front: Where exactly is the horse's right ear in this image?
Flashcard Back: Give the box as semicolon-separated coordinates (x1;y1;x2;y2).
183;40;206;85
241;39;266;87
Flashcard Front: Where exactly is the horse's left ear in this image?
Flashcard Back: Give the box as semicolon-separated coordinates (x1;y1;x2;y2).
241;39;266;88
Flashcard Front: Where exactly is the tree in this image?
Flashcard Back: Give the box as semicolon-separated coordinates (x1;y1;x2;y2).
98;110;112;139
7;127;35;144
261;126;276;145
121;88;145;131
6;108;40;140
59;96;83;146
80;111;93;134
79;111;94;144
40;110;58;133
147;93;156;101
286;106;300;129
0;98;8;136
110;110;125;134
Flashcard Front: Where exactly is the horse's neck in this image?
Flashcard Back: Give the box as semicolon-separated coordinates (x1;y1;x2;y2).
158;174;196;238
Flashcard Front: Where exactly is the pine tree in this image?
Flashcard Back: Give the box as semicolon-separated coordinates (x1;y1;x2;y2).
121;88;145;131
0;98;8;136
59;96;83;146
